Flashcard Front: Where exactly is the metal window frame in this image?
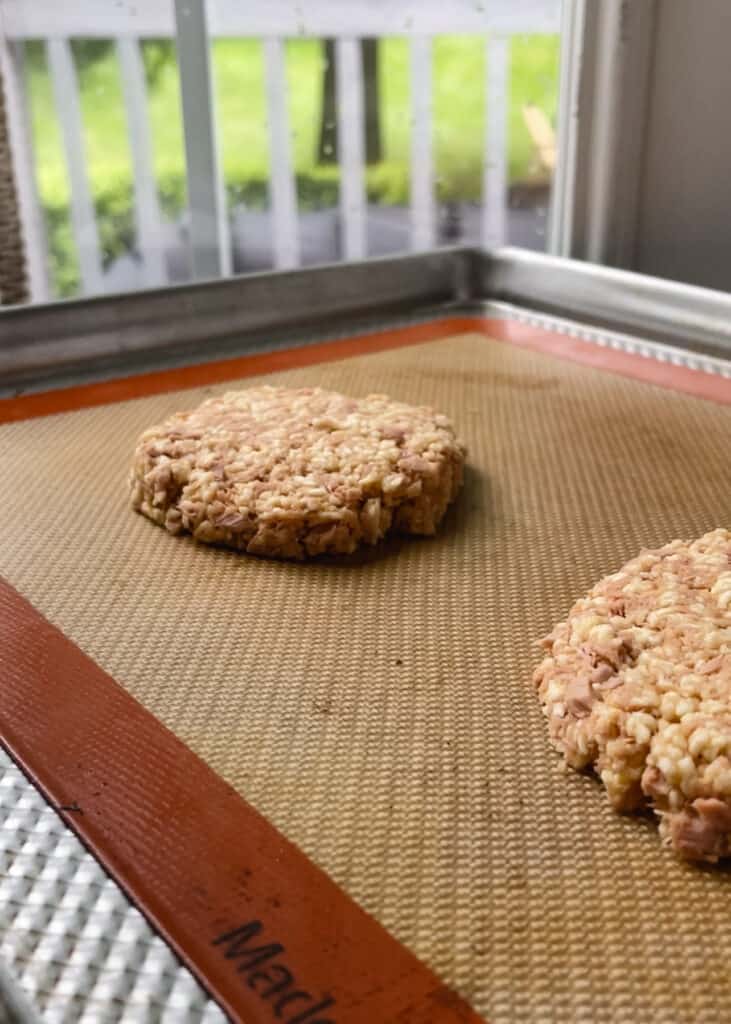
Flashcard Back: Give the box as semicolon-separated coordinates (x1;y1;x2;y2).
549;0;658;269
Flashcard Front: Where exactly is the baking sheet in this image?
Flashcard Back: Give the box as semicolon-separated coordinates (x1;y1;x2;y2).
0;746;224;1024
1;323;730;1022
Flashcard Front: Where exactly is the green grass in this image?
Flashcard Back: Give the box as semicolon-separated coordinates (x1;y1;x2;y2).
27;35;559;209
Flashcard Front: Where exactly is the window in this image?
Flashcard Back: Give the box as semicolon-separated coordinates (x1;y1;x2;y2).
0;0;562;303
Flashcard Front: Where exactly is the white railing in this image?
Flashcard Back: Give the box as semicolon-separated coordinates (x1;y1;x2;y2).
0;0;561;302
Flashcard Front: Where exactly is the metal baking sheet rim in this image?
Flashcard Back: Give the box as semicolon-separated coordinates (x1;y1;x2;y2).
1;248;731;393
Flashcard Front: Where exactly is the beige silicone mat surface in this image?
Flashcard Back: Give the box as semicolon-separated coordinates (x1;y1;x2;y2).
1;330;730;1023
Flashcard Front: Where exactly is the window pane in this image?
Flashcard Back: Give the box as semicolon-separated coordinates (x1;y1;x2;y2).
2;2;561;304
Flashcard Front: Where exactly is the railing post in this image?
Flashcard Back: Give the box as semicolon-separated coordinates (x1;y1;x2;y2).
336;38;366;261
409;37;435;251
117;36;167;287
46;37;104;295
482;34;509;248
174;0;231;280
263;38;300;269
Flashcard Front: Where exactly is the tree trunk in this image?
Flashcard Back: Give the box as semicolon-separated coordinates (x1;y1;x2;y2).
317;39;382;166
317;40;338;164
362;39;382;164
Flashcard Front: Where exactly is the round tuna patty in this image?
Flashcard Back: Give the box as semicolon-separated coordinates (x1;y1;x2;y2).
130;385;466;560
534;528;731;862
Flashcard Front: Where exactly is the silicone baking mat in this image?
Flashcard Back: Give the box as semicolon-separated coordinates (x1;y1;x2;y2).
1;316;730;1023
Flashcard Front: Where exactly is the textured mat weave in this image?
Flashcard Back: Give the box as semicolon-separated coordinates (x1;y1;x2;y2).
1;330;730;1023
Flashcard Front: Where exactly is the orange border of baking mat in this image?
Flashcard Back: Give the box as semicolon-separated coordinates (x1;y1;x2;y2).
0;315;728;425
0;579;485;1024
0;315;728;1022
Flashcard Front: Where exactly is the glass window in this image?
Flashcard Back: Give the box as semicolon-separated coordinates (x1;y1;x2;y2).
0;1;562;304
